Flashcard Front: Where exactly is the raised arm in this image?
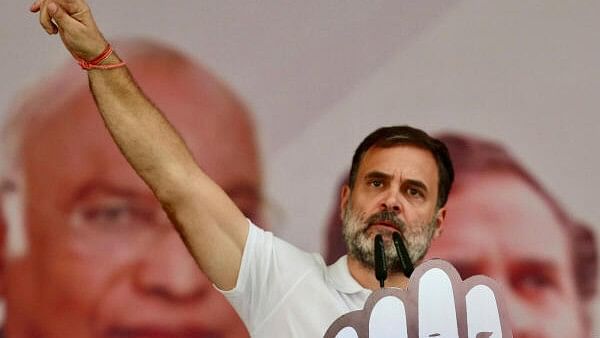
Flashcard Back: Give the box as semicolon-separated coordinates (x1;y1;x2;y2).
30;0;249;290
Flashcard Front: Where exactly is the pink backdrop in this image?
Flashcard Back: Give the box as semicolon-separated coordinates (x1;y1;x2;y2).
1;0;598;336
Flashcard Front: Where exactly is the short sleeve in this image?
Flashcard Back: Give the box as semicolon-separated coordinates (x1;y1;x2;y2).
218;220;322;333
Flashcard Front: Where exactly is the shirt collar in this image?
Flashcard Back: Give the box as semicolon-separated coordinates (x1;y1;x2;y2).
327;255;370;294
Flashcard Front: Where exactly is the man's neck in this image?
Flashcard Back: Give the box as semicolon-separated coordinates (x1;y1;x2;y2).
347;256;410;290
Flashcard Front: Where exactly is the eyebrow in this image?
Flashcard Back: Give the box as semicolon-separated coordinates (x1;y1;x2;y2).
363;171;390;181
69;181;151;206
363;171;429;191
512;259;559;275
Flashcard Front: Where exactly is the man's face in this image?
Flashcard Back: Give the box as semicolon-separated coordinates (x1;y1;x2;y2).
3;66;261;338
426;172;585;338
340;145;445;270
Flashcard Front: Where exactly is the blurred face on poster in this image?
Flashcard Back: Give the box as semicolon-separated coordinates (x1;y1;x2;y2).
0;43;261;338
426;172;587;338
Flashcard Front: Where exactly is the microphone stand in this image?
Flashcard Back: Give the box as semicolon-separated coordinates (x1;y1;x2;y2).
374;234;387;288
392;232;414;278
373;231;414;288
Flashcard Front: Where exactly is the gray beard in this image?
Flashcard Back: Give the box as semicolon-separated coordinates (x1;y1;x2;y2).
341;202;437;272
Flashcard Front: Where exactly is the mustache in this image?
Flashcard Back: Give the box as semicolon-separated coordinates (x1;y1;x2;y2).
365;210;405;231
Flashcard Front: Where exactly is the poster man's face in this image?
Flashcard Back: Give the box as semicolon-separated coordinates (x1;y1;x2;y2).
426;172;585;338
3;67;261;338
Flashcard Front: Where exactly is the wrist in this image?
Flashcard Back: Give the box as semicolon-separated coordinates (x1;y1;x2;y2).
76;35;109;62
98;52;122;66
76;44;126;70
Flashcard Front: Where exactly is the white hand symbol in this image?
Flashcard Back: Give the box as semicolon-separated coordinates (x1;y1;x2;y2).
325;259;512;338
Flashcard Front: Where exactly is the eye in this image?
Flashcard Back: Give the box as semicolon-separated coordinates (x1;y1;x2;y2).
71;200;157;232
406;187;424;198
101;205;148;222
368;179;383;188
514;272;554;289
511;267;559;301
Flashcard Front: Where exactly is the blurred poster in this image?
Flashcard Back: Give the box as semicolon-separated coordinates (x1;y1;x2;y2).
1;0;598;337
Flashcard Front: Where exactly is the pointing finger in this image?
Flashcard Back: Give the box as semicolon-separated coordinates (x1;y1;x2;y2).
369;296;408;338
466;285;503;338
418;268;460;337
47;2;78;32
30;0;42;12
39;1;58;34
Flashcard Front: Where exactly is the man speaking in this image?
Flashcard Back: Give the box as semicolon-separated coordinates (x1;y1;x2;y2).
30;1;454;336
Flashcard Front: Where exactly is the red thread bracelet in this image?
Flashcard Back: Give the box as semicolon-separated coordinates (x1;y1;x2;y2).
76;44;126;70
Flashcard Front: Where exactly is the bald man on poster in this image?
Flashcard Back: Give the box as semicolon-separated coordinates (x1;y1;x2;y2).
1;38;262;338
30;1;460;337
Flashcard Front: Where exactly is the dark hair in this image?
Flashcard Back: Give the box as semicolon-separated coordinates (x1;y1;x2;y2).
349;126;454;208
438;133;598;302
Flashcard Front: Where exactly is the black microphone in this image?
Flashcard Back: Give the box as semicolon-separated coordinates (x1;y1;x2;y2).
374;234;387;288
392;231;414;278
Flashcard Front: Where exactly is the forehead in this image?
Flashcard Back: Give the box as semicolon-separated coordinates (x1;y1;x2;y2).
428;172;570;265
358;145;439;184
22;67;260;201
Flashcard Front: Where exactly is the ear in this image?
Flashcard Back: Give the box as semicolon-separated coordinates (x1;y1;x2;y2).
432;207;447;239
339;184;351;221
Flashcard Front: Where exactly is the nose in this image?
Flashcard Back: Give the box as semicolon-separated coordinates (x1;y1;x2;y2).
380;187;402;213
134;230;212;302
503;289;545;338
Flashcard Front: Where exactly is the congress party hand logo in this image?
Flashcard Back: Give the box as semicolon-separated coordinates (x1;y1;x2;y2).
324;259;513;338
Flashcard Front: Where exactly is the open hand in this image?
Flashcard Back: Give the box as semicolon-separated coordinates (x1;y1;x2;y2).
325;260;513;338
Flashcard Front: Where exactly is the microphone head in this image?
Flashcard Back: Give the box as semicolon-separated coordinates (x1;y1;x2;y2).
392;231;414;278
374;234;387;287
